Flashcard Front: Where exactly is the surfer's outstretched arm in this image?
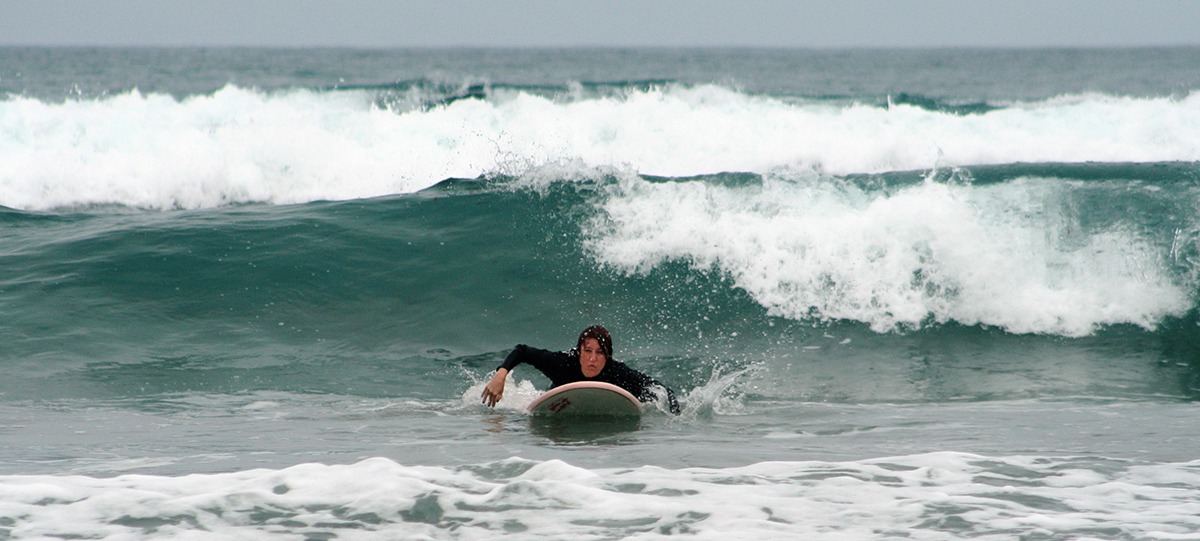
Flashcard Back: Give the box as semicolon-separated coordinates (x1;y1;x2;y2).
482;345;559;407
481;367;508;407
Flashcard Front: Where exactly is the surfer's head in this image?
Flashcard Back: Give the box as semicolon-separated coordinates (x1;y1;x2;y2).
577;325;613;358
576;325;612;378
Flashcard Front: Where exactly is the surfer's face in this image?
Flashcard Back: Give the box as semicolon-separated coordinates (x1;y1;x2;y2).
579;338;607;378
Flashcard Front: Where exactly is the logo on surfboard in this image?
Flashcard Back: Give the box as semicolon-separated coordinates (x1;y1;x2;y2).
547;397;572;413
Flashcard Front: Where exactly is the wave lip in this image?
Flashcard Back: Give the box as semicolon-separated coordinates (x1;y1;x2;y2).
3;85;1200;210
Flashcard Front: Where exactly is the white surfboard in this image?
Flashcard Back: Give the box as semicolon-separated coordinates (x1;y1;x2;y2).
526;381;643;417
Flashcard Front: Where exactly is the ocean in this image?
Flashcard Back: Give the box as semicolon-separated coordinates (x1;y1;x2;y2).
3;46;1200;539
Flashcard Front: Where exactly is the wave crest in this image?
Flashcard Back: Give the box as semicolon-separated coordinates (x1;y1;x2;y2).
584;172;1194;336
3;85;1200;210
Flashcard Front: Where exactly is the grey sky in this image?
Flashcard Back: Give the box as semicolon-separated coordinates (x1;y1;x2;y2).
3;0;1199;49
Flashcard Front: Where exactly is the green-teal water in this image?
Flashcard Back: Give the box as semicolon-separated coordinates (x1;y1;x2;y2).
2;47;1200;540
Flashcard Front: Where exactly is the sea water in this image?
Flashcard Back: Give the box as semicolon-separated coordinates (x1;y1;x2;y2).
3;47;1200;539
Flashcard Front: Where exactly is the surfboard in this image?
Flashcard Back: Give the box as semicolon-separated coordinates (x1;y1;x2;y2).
526;381;643;417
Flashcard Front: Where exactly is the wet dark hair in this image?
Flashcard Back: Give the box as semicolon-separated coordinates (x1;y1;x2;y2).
576;325;613;358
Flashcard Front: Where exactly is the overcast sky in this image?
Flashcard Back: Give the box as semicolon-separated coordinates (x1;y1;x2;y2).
3;0;1199;49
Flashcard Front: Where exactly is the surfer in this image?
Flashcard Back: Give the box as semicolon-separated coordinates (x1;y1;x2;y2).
481;325;682;414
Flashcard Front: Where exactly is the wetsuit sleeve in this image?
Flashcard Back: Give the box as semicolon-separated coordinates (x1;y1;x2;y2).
498;345;572;382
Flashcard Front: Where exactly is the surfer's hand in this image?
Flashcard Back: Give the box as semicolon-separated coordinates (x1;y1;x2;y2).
481;368;508;407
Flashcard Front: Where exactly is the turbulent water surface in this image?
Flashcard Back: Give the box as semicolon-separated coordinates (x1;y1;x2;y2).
3;47;1200;540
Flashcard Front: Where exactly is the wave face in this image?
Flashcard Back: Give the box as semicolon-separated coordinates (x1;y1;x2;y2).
3;168;1198;404
588;167;1199;336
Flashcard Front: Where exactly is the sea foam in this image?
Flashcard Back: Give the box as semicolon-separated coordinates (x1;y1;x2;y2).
2;85;1199;210
584;173;1192;336
2;454;1198;540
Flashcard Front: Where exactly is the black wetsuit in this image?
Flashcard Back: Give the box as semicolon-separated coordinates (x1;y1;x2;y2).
499;344;681;414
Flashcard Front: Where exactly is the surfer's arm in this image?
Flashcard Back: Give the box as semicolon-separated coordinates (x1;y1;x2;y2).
482;345;566;406
615;362;682;415
648;380;682;415
658;383;682;415
498;344;563;372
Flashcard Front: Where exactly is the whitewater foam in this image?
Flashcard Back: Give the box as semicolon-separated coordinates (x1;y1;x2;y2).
584;172;1192;336
3;454;1198;540
3;85;1200;210
460;374;543;413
